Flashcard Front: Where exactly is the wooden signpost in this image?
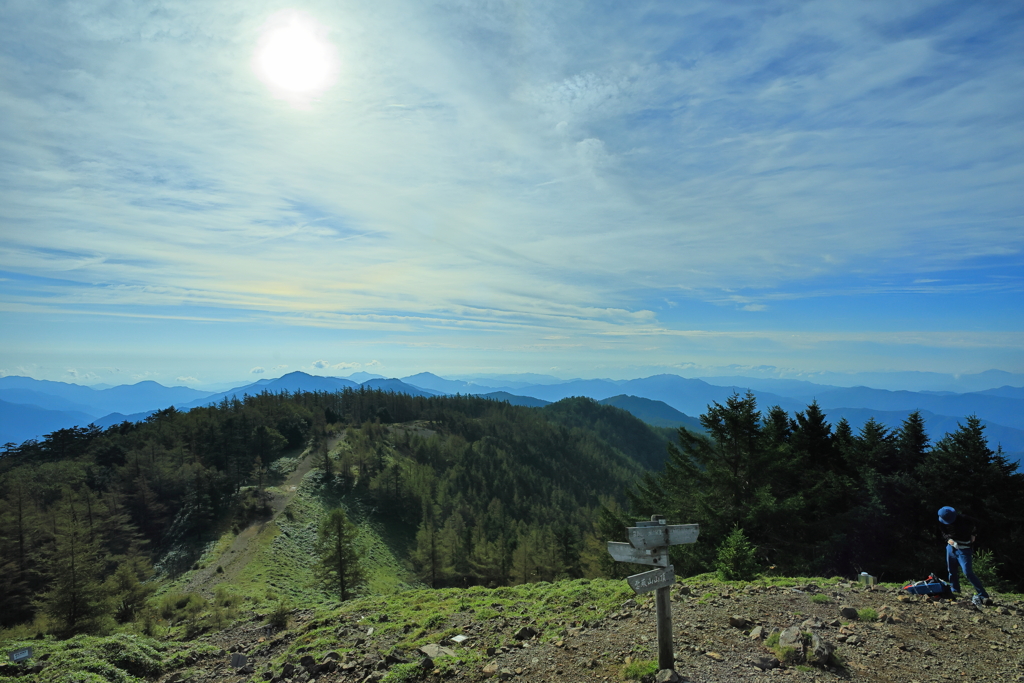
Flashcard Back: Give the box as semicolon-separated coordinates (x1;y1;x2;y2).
608;516;699;671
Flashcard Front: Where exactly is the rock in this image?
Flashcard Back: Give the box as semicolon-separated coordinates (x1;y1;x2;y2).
419;644;456;659
704;651;725;661
749;625;764;640
513;626;538;640
778;625;804;652
384;653;408;666
751;656;779;670
729;615;749;628
498;668;514;680
806;632;834;665
656;669;681;682
623;599;638;608
237;664;255;675
323;652;341;661
281;663;296;678
486;647;498;656
840;605;859;620
483;661;500;675
846;635;860;645
801;617;824;629
419;657;434;670
300;655;316;669
263;672;274;681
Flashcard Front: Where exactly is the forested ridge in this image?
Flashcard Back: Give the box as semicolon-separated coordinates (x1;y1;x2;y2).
1;387;1022;641
626;392;1024;589
0;389;662;633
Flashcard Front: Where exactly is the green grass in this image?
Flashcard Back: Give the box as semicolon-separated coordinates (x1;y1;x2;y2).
810;593;831;604
856;607;878;622
621;659;658;680
0;633;223;683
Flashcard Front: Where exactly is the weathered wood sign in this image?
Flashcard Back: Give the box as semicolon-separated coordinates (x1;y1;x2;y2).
608;515;699;672
7;647;31;664
627;523;699;551
627;565;676;594
606;541;671;567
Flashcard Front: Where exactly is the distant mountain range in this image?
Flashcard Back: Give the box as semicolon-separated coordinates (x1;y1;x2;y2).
2;370;1022;461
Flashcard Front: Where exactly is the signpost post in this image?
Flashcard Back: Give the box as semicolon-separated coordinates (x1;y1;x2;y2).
608;516;698;672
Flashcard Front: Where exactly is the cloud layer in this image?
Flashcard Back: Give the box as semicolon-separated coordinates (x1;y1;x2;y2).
1;0;1022;381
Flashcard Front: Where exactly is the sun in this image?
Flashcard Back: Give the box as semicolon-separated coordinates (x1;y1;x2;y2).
254;11;338;103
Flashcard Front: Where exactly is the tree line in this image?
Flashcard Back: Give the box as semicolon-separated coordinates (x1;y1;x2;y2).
624;393;1024;589
0;389;659;632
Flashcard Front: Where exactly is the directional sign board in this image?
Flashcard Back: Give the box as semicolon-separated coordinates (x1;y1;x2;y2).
627;523;699;551
8;647;31;663
627;565;676;595
607;542;669;567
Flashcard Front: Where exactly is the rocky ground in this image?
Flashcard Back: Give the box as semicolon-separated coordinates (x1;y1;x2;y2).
154;580;1024;683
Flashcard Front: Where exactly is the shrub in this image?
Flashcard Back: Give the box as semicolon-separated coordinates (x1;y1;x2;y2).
715;525;760;581
810;594;831;604
268;597;292;629
973;550;1011;593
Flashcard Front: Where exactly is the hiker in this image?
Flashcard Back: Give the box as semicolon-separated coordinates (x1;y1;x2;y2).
938;506;991;605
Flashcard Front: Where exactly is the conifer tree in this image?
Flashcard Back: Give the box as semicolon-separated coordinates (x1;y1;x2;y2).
40;492;111;635
314;507;364;601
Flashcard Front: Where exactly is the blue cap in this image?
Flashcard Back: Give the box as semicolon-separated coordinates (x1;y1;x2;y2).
938;506;958;524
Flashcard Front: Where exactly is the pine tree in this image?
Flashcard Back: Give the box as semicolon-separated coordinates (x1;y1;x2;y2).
40;492;111;635
314;507;364;601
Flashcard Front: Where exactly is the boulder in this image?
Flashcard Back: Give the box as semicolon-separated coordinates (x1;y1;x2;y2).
749;625;764;640
419;644;456;659
840;605;859;620
656;669;681;682
482;661;500;675
729;615;749;628
806;632;834;665
778;625;804;652
751;656;779;670
513;626;538;640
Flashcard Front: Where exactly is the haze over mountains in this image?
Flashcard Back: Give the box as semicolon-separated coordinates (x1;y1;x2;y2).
2;370;1023;461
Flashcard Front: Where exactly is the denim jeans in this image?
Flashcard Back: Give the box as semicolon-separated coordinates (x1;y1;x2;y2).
946;544;988;598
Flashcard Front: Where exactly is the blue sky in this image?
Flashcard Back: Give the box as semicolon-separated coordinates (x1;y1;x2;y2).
1;0;1022;387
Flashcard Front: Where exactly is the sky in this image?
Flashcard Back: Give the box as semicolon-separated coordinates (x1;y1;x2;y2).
1;0;1022;388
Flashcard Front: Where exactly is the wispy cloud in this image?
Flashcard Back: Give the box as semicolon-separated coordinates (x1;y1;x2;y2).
0;0;1021;379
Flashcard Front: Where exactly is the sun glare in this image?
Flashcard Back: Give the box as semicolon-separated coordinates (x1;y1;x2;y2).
254;11;338;104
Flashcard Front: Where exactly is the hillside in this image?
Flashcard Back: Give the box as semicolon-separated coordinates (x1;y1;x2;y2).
3;573;1022;682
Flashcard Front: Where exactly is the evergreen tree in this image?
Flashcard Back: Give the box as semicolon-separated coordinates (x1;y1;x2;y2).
314;507;364;601
40;492;111;635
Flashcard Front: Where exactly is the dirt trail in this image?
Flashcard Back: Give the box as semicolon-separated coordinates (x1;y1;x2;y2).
184;436;339;595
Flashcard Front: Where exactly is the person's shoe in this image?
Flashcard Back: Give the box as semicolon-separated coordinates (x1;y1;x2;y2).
972;594;984;606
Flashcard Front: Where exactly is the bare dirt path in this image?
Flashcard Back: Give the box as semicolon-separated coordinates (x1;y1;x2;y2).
184;436;340;595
